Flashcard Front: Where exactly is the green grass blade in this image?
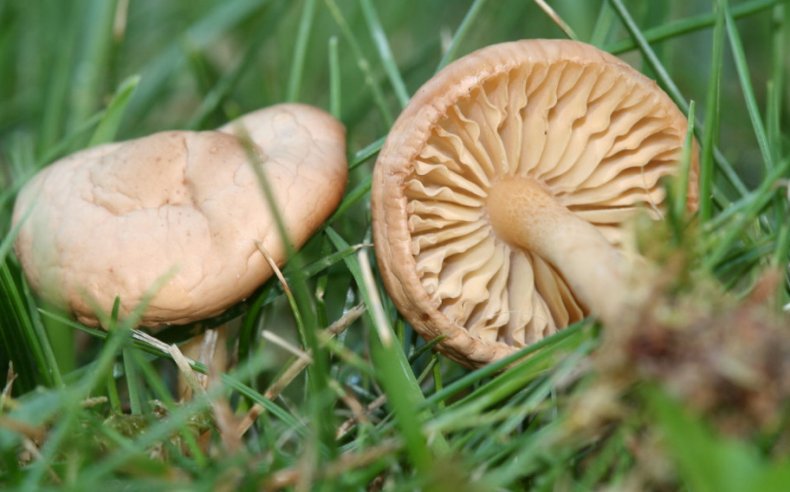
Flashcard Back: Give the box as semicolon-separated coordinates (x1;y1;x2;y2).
329;36;341;119
330;173;371;220
88;75;140;146
589;0;615;46
38;2;79;155
359;0;409;107
608;0;749;199
325;228;447;464
122;348;143;415
124;0;268;126
699;2;724;223
324;0;394;125
766;3;785;158
643;387;777;492
0;263;57;391
285;0;317;102
604;0;778;54
436;0;489;70
186;16;274;130
350;136;385;169
0;204;63;391
423;321;588;408
241;134;337;458
705;156;790;269
722;0;775;173
675;100;696;220
69;0;117;127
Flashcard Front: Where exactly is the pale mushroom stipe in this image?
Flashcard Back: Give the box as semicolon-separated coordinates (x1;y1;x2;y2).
13;103;347;327
372;40;698;367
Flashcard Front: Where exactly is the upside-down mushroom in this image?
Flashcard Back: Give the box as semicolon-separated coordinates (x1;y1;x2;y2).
13;103;347;330
372;40;698;367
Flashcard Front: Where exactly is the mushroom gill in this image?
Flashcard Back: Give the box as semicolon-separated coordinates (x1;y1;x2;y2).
402;43;688;348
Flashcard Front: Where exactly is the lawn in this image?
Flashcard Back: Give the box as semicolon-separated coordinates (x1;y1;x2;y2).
0;0;788;490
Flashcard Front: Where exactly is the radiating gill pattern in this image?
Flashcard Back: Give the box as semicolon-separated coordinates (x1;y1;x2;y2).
404;62;685;346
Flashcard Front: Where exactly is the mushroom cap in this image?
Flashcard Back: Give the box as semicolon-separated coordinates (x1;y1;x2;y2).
371;39;698;367
13;103;347;327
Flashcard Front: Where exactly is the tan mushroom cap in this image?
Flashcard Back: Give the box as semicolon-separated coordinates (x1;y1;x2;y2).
13;103;347;327
372;40;698;367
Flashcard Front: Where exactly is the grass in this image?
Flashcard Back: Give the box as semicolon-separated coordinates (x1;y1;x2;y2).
1;0;788;490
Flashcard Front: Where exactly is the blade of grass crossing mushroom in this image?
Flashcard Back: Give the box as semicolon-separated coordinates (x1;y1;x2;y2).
329;36;341;119
324;0;394;125
88;75;139;146
723;0;776;174
436;0;489;70
603;0;779;54
699;3;724;223
239;132;337;457
285;0;317;102
359;0;410;108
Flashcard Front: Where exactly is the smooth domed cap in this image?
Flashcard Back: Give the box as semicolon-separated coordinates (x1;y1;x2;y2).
13;103;347;327
372;39;698;366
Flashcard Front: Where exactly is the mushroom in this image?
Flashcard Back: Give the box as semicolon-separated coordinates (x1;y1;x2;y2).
372;40;698;366
12;103;347;328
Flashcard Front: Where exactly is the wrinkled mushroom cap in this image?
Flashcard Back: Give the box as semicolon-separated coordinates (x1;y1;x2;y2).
372;40;698;366
13;103;347;327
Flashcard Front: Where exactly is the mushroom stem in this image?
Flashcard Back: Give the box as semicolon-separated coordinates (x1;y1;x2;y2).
486;177;630;326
